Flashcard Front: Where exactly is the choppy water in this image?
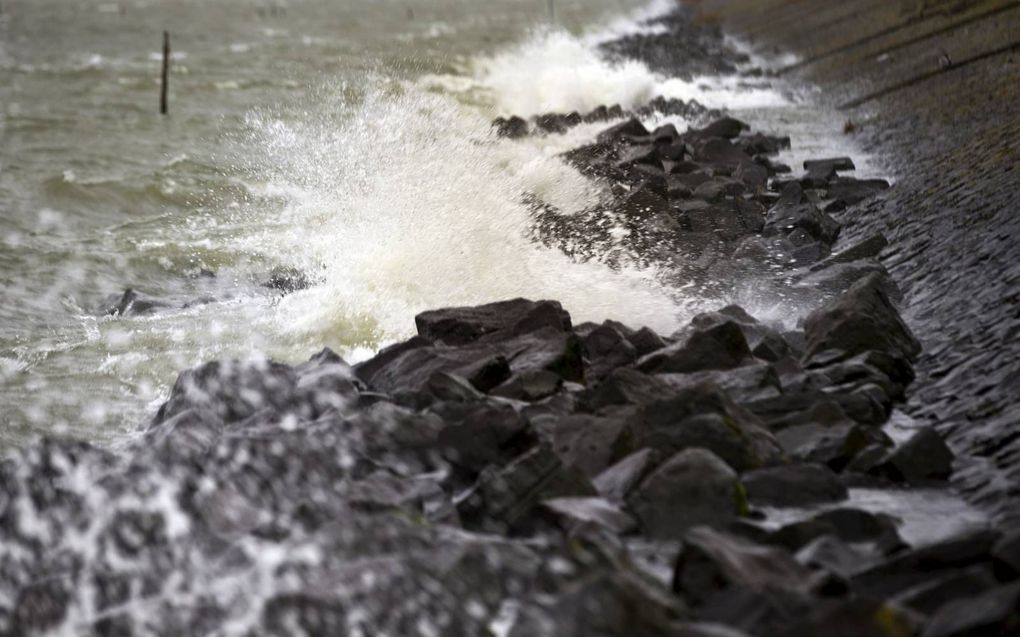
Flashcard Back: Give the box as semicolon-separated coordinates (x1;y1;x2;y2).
0;0;876;444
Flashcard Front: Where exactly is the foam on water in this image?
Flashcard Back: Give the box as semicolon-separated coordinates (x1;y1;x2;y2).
238;84;684;350
226;4;800;354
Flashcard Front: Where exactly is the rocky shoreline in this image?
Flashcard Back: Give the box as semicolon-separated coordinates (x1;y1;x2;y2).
2;5;1018;637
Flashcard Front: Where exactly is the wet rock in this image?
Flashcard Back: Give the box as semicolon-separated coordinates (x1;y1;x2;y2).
673;526;815;608
810;508;904;551
690;306;792;363
582;321;638;379
589;367;673;409
456;444;596;534
768;518;844;552
778;597;921;637
809;233;888;271
825;177;890;209
12;579;71;634
143;407;224;466
637;321;753;374
154;358;301;425
597;117;649;144
658;363;782;404
891;564;999;615
263;266;311;293
541;497;637;535
877;427;955;484
493;115;529;138
435;402;533;476
627;448;745;538
355;340;511;395
700;116;750;139
106;288;172;316
795;260;895;299
921;581;1020;637
592;448;661;503
776;422;891;470
616;182;670;220
535;113;569;134
802;272;922;363
992;530;1020;580
853;529;1003;600
500;327;586;384
764;203;841;245
547;414;635;478
742;463;848;507
490;369;563;401
507;563;688;637
415;298;571;346
677;622;755;637
795;535;873;580
697;138;754;168
628;382;784;471
739;132;791;156
425;371;485;402
628;326;667;357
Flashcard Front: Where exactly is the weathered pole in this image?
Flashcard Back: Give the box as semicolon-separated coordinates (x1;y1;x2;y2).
160;31;170;115
547;0;555;23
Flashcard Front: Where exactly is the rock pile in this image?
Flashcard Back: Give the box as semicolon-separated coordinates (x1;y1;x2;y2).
2;286;1013;635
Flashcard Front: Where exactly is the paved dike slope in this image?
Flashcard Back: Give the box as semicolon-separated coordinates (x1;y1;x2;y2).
687;0;1020;527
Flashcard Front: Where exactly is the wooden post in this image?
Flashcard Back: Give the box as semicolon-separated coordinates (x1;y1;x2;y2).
547;0;555;22
160;31;170;115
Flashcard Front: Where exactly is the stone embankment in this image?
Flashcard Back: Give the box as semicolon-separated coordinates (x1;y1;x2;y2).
2;4;1019;635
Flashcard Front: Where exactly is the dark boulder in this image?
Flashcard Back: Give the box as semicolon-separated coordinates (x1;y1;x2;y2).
877;427;954;484
627;448;745;538
456;444;596;534
540;496;637;535
853;529;1002;600
776;422;891;471
764;203;840;245
490;369;563;401
921;581;1020;637
435;401;534;475
546;414;636;478
592;448;662;503
637;321;753;374
263;266;311;293
891;564;1000;616
992;530;1020;580
596;117;649;144
700;116;750;139
582;321;638;379
355;341;511;395
742;463;849;508
154;358;301;425
802;273;922;363
673;526;815;608
105;288;172;316
493;115;529;138
627;382;784;471
415;298;571;346
808;233;888;272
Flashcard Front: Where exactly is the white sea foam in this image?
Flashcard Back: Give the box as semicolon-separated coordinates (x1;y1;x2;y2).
228;0;806;355
239;85;685;349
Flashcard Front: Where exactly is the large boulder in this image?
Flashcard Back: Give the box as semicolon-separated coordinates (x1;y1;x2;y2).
628;382;784;471
414;298;571;346
456;445;596;534
802;273;921;363
672;526;815;608
627;448;745;538
637;321;753;374
741;463;848;507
